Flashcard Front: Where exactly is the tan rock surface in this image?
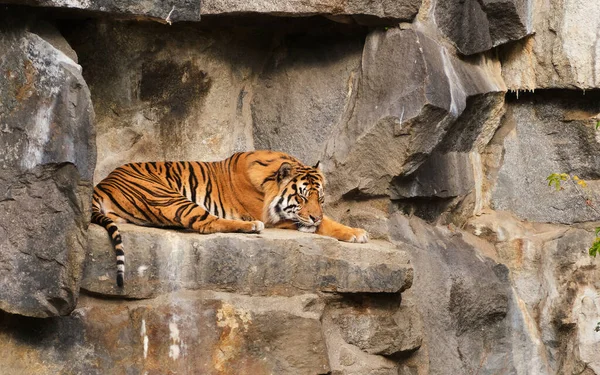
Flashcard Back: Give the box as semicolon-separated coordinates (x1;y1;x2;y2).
84;224;413;298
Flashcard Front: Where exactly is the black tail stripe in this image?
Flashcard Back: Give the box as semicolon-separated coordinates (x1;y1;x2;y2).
107;225;118;236
90;208;125;288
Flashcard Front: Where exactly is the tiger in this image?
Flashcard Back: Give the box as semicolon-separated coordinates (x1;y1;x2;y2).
91;150;369;287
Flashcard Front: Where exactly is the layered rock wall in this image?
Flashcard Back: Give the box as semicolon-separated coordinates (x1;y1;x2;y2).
0;0;599;374
2;225;418;374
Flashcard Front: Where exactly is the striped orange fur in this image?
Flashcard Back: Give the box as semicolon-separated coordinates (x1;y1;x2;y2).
91;150;368;286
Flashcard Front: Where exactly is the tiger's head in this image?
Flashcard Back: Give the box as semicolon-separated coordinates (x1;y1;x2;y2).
268;161;325;233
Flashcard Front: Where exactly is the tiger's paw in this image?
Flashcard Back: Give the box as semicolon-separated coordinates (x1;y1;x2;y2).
333;227;369;243
248;220;265;233
345;228;369;243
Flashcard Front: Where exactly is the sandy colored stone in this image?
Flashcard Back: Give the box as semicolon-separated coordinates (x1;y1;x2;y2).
467;210;600;374
0;291;330;375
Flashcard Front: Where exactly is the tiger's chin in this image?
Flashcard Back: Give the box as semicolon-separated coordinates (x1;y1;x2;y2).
297;224;318;233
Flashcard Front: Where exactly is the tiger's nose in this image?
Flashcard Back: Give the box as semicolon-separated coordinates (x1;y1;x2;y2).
309;215;322;224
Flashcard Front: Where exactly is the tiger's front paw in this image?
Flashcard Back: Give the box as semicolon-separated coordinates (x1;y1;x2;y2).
349;228;369;243
248;220;265;233
336;227;369;243
232;220;264;233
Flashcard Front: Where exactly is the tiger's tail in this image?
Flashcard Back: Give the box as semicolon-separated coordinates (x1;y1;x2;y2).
91;210;125;287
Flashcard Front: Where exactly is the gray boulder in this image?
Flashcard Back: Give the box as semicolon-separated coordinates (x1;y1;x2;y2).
391;151;475;200
322;26;505;200
2;0;202;22
322;308;405;375
434;0;532;55
0;21;95;317
202;0;423;24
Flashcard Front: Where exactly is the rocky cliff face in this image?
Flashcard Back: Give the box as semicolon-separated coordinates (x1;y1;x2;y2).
0;0;599;374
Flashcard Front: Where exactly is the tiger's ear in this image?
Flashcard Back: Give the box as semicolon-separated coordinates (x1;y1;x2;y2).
313;161;321;170
277;162;292;183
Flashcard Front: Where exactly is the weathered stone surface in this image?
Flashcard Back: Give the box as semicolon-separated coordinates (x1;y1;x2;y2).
62;20;369;182
5;1;600;373
388;91;506;224
0;291;330;374
434;0;532;55
333;303;423;356
389;213;552;374
466;210;600;373
30;21;79;63
501;0;600;89
0;20;95;317
335;200;392;241
490;91;600;224
1;0;422;25
322;26;505;200
322;308;402;375
64;20;264;182
391;151;475;200
390;90;505;202
202;0;422;24
252;34;362;166
84;224;413;298
2;0;203;22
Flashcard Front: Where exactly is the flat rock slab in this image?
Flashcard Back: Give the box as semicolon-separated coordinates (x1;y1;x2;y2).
84;224;413;298
201;0;422;24
2;0;422;25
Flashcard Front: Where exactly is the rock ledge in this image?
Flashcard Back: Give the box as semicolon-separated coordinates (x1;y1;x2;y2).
84;224;413;299
1;0;422;25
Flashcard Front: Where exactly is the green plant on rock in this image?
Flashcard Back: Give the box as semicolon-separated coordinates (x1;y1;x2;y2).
590;227;600;258
546;173;600;257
